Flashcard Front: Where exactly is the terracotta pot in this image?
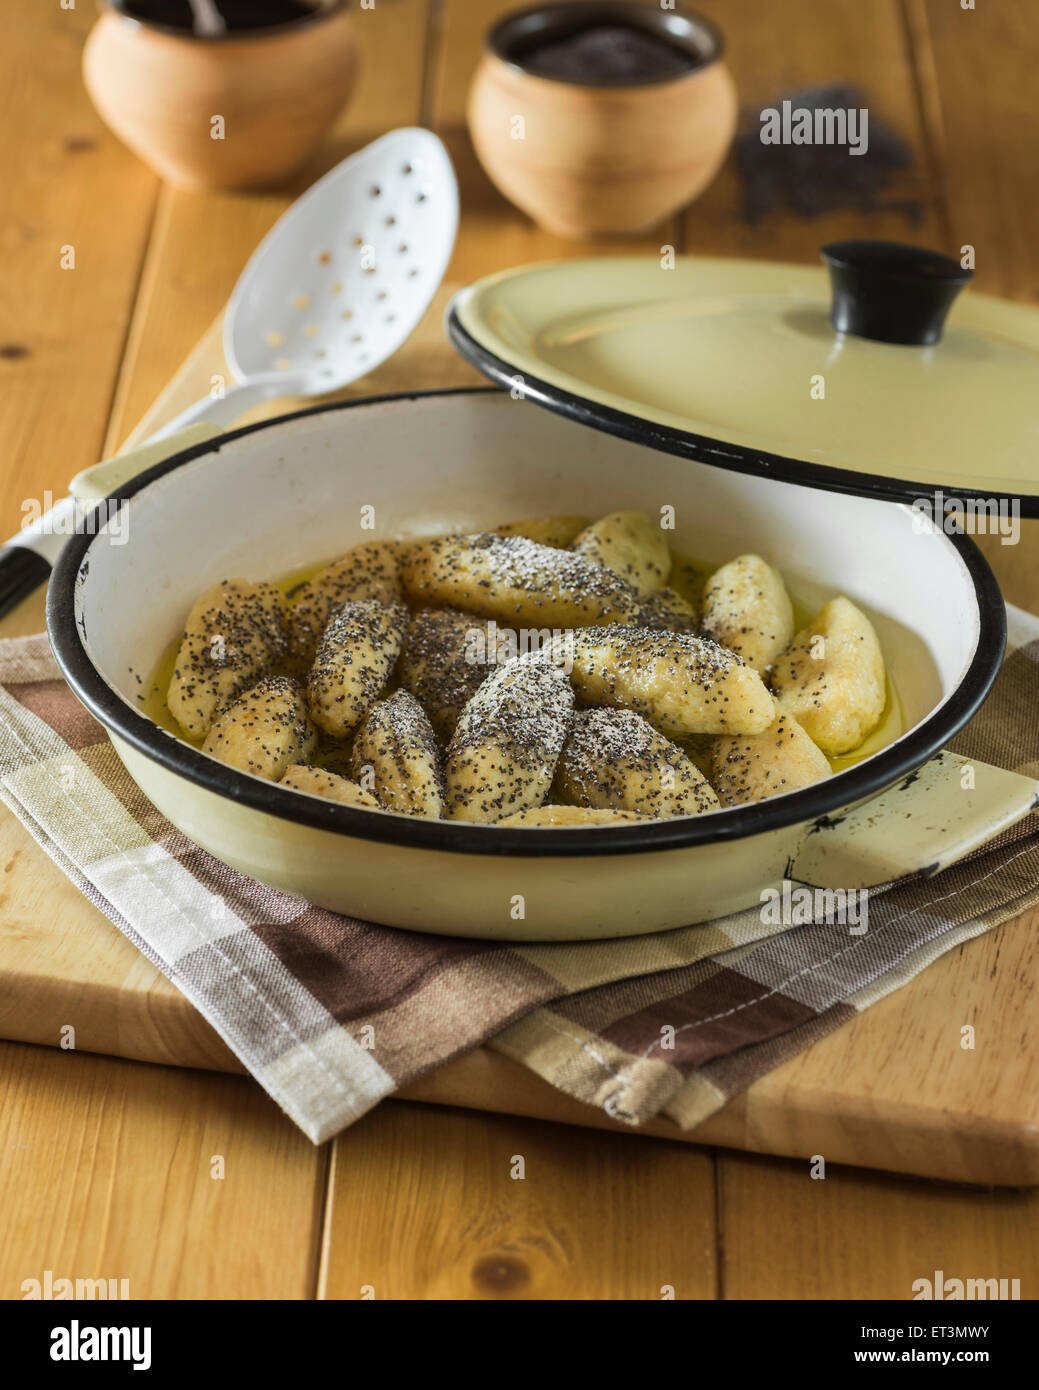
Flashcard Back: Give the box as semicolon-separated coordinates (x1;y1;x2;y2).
467;2;737;239
83;1;359;190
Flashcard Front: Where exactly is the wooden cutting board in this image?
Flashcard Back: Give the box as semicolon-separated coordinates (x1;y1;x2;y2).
1;314;1037;1187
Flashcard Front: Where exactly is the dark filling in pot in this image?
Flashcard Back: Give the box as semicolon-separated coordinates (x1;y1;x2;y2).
117;1;322;31
516;24;700;85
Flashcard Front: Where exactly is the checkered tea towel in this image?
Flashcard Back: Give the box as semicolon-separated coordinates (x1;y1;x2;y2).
0;609;1035;1143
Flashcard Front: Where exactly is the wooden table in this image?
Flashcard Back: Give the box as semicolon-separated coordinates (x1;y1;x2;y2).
1;0;1037;1300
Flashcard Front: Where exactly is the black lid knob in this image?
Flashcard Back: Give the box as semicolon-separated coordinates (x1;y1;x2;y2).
821;240;973;346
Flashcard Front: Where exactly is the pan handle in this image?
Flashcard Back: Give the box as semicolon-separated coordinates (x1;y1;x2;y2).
0;495;81;621
789;750;1038;890
0;425;224;620
0;544;58;622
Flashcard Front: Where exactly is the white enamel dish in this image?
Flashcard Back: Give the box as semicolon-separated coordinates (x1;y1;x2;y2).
46;390;1037;941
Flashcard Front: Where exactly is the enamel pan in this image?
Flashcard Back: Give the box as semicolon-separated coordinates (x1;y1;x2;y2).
46;391;1038;940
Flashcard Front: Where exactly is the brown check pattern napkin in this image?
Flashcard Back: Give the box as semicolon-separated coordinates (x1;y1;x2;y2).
0;611;1037;1144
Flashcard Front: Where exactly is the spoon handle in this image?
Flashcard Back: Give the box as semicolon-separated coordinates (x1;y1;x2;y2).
145;377;296;443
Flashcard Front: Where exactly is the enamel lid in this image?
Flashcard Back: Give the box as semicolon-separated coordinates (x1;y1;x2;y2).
447;246;1039;515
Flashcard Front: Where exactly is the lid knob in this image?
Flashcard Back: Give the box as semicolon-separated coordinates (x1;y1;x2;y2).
821;240;973;346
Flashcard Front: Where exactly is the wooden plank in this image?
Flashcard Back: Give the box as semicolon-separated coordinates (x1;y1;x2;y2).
396;903;1039;1189
0;0;158;538
906;0;1039;611
0;806;241;1073
0;1040;325;1300
681;0;946;260
319;1101;717;1300
912;0;1037;303
4;895;1038;1184
720;1148;1039;1299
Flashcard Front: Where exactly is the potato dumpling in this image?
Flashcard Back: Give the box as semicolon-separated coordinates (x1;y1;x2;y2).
570;511;671;598
305;598;409;739
668;557;708;626
397;607;503;742
770;597;886;756
444;655;574;823
493;515;589;548
499;806;646;827
202;676;315;781
281;764;380;808
636;586;698;634
711;713;832;806
167;506;894;829
700;554;794;675
673;733;714;780
565;626;775;737
287;540;401;665
402;532;640;627
351;690;445;819
554;708;719;818
168;579;287;739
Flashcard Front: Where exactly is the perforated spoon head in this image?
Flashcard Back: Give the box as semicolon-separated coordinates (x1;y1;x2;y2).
224;128;458;396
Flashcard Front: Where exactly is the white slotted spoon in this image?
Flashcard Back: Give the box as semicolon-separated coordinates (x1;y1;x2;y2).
149;126;458;439
0;128;457;613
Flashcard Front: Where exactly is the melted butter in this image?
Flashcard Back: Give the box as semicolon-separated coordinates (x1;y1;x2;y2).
141;640;198;743
827;674;903;774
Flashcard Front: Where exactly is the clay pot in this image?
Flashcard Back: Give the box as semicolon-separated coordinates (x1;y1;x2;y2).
467;2;737;239
83;1;359;190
